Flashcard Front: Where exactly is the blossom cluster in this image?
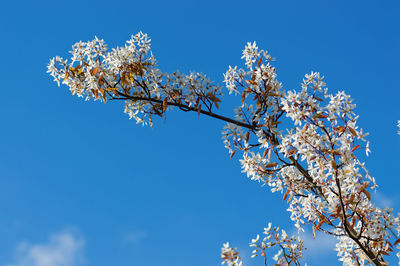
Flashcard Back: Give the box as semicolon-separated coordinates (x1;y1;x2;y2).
398;120;400;135
221;42;400;265
250;222;304;265
221;242;243;266
47;32;222;126
221;223;304;266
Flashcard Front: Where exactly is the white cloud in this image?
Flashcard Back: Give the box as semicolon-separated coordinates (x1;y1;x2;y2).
7;230;84;266
297;230;337;256
122;230;147;244
374;191;397;209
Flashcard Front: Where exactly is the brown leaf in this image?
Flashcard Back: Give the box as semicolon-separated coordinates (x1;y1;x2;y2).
162;98;168;112
331;160;337;170
314;96;323;102
348;127;357;137
265;162;278;168
315;220;324;231
230;150;236;159
213;96;221;103
381;251;390;256
362;189;371;201
241;91;246;104
262;148;269;158
313;113;327;119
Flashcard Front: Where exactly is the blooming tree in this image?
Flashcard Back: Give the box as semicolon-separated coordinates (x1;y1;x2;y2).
47;32;400;265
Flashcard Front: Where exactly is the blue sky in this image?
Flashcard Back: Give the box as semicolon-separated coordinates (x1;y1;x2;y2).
0;0;399;265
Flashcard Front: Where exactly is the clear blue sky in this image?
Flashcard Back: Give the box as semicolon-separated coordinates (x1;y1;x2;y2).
0;0;399;265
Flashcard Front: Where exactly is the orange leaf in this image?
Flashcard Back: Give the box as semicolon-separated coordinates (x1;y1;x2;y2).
63;72;69;82
257;57;262;67
283;190;290;201
91;67;98;76
352;145;360;152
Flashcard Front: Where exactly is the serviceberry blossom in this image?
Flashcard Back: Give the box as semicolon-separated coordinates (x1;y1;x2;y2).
221;242;243;266
48;33;400;266
398;120;400;135
250;223;304;265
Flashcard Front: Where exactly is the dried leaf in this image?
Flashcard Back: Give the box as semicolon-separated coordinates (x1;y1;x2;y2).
251;70;256;82
381;251;390;256
262;148;269;159
265;162;278;168
313;113;328;119
162;98;168;112
362;189;371;201
331;160;337;170
314;96;323;102
315;221;324;231
348;127;357;137
241;91;246;104
230;150;236;159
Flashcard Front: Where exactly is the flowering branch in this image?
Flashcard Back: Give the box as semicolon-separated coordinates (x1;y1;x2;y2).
47;33;400;265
